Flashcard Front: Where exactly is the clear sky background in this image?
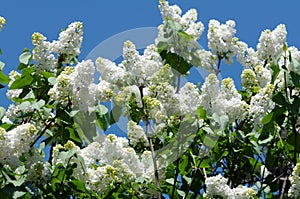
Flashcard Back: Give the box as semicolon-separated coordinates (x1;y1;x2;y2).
1;0;300;108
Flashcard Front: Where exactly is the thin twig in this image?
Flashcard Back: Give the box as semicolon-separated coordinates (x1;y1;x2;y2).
139;86;161;199
176;54;182;93
259;171;286;194
30;101;71;147
279;177;287;199
171;159;180;199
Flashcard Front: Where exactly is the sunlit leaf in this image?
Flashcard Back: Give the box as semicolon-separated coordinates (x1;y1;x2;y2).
10;74;34;89
19;51;32;65
0;70;10;84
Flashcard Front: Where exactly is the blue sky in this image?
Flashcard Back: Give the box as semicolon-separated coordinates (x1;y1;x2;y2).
1;0;300;108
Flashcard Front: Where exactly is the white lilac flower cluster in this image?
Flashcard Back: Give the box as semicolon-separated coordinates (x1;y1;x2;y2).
199;74;248;124
194;49;218;73
95;42;166;114
177;82;201;115
257;24;287;62
70;60;95;111
158;0;204;40
206;20;286;68
253;65;272;88
32;21;83;73
200;70;279;145
48;60;96;112
249;84;274;130
0;124;36;169
95;42;168;112
275;46;300;91
25;149;51;185
204;174;256;199
288;162;300;197
48;66;74;105
51;135;161;194
234;24;286;68
157;0;204;64
233;38;260;68
207;19;237;65
149;82;179;117
199;72;274;128
0;16;6;31
51;22;83;60
127;120;148;147
2;102;35;124
32;32;57;72
95;39;204;122
6;70;22;100
157;1;290;94
200;15;287;77
1;1;299;197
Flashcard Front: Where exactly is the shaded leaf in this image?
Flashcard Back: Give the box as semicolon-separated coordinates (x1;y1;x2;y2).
160;50;192;75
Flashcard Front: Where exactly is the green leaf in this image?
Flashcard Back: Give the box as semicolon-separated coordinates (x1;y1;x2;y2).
22;66;35;75
96;115;108;131
10;74;34;89
159;50;193;75
200;157;211;168
0;106;5;120
165;178;175;185
179;155;189;174
46;129;53;137
69;179;88;193
272;92;288;106
48;77;56;85
202;126;214;135
73;111;97;143
18;101;31;111
289;97;300;116
109;105;122;125
58;148;78;164
17;63;27;70
178;30;194;41
270;63;280;84
262;112;274;125
19;51;32;65
0;61;5;70
77;155;87;173
177;190;186;197
0;70;10;84
250;140;261;155
31;100;45;111
66;127;81;143
290;71;300;87
167;19;182;32
13;191;26;199
197;106;206;119
157;41;169;53
262;106;286;126
41;71;55;79
258;134;274;145
95;104;108;115
67;110;80;118
182;176;192;185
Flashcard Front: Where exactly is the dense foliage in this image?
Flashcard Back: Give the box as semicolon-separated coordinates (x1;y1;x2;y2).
0;1;299;198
